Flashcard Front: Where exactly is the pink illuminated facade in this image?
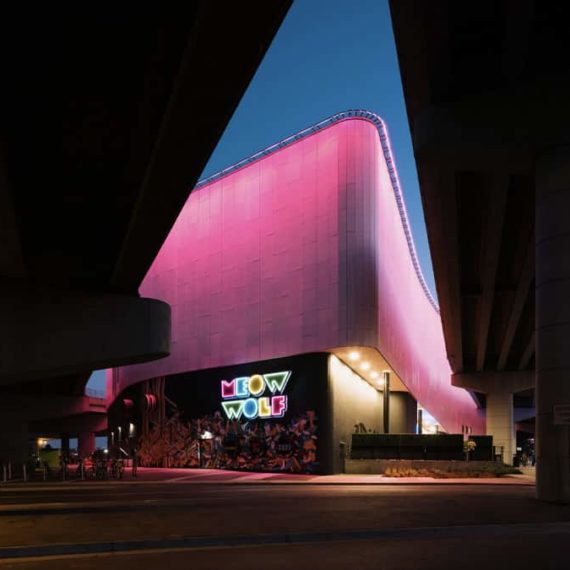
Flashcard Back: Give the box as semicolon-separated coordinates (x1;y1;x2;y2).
111;111;484;435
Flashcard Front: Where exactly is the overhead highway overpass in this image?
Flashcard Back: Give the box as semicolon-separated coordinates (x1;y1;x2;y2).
0;2;291;462
390;0;570;502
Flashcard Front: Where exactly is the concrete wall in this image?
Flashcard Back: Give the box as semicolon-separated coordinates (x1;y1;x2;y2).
389;392;417;434
111;113;483;434
0;418;30;464
328;355;382;473
326;357;418;473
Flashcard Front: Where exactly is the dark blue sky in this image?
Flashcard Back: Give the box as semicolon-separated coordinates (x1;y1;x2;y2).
88;0;434;393
202;0;435;296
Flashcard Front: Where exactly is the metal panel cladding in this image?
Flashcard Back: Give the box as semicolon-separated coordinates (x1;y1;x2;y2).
110;111;483;434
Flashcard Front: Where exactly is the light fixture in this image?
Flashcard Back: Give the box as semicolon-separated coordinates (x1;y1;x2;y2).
348;351;360;361
370;371;379;379
360;361;370;371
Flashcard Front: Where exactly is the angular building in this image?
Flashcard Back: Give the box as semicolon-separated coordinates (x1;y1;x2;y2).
109;111;483;474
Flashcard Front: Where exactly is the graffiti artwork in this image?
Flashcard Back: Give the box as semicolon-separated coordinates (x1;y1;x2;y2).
113;355;327;474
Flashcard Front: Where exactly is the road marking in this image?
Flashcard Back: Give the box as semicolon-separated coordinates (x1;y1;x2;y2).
1;521;569;563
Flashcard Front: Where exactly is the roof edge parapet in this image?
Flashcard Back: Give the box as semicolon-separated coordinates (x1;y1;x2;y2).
195;110;439;313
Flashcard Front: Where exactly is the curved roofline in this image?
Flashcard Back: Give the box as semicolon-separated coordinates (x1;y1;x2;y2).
195;109;439;313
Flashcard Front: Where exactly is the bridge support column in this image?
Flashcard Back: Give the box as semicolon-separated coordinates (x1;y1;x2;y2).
452;371;533;466
78;432;96;458
0;420;30;466
486;391;515;465
536;146;570;503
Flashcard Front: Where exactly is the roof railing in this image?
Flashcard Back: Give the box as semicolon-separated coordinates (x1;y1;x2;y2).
195;110;439;313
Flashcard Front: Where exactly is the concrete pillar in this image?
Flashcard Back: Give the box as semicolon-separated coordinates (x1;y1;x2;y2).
78;432;96;458
452;373;534;465
0;420;29;465
486;391;515;465
536;146;570;503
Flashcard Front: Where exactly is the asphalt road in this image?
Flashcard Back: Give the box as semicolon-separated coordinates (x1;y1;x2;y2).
1;477;568;569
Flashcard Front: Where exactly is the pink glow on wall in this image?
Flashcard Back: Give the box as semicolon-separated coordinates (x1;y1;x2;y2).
111;115;483;434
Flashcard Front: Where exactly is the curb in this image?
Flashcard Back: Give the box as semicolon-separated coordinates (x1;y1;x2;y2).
0;478;536;491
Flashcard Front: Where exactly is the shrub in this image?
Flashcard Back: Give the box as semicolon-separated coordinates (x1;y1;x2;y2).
382;463;522;478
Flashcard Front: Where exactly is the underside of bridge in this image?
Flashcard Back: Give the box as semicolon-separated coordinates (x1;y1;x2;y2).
390;0;570;501
0;3;291;462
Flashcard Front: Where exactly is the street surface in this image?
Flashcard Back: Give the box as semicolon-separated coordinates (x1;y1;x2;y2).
1;468;568;569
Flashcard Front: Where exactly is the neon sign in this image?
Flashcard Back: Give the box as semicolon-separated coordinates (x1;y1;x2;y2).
220;371;291;420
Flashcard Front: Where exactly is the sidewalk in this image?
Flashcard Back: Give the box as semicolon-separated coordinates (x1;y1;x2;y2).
0;467;536;487
518;466;536;478
79;467;537;485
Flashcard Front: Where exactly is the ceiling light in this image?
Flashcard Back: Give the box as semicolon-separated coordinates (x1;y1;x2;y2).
370;371;379;379
348;351;360;361
360;361;370;371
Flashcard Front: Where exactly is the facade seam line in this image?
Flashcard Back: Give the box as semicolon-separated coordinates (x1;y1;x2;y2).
195;110;439;313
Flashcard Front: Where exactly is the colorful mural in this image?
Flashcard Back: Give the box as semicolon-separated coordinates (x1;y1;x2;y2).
138;409;318;473
114;355;327;473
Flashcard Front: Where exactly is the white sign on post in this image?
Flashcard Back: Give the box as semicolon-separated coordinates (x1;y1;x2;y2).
553;404;570;425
